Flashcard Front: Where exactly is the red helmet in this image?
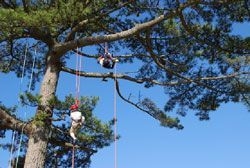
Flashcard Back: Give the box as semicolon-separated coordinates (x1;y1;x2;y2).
70;104;78;111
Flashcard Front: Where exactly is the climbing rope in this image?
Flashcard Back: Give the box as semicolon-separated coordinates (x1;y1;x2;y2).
8;44;29;168
72;143;75;168
104;42;118;168
72;46;82;168
15;46;37;168
113;63;118;168
8;125;17;168
75;46;82;104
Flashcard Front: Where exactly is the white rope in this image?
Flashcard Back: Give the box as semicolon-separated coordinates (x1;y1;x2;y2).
113;63;118;168
15;46;37;168
28;48;37;92
8;44;29;168
19;45;28;91
8;128;16;168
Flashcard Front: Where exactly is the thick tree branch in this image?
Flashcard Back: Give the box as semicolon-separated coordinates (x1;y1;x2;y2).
61;66;180;86
61;66;249;86
57;0;240;55
65;0;135;42
0;108;32;135
201;72;250;80
72;48;150;59
56;13;172;54
28;28;56;47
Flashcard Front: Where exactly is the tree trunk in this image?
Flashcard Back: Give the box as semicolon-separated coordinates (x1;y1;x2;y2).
24;126;51;168
24;53;60;168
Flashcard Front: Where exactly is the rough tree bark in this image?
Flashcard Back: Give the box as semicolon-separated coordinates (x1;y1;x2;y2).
24;51;61;168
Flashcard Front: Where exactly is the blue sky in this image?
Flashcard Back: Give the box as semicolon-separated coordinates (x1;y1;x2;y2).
0;22;249;168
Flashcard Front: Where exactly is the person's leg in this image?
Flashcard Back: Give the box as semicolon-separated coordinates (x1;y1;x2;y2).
70;123;77;140
81;116;85;124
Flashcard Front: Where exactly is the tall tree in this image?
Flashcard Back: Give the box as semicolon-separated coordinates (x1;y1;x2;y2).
0;0;249;167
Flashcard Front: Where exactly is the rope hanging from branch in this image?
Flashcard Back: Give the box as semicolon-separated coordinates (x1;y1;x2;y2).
113;63;118;168
15;46;37;168
71;46;83;168
75;46;82;104
8;43;29;168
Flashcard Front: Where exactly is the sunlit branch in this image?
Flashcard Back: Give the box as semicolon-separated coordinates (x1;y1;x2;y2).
58;13;172;54
65;0;136;42
61;66;180;86
72;48;151;59
201;72;250;80
59;0;237;54
0;108;31;134
62;65;249;87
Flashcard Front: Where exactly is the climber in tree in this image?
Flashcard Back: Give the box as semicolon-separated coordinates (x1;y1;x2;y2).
69;103;85;141
97;52;119;69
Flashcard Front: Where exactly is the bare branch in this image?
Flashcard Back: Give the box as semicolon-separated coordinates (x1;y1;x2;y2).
201;72;250;80
115;80;183;129
0;108;32;135
115;80;157;116
61;66;180;86
61;65;249;87
72;48;151;59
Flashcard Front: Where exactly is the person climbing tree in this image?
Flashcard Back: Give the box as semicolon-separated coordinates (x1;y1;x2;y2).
97;52;119;69
69;104;85;141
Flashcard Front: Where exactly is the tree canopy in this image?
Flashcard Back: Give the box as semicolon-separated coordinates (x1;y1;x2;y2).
0;0;249;167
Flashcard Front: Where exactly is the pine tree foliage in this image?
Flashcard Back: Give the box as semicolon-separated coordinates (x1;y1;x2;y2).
0;0;249;167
